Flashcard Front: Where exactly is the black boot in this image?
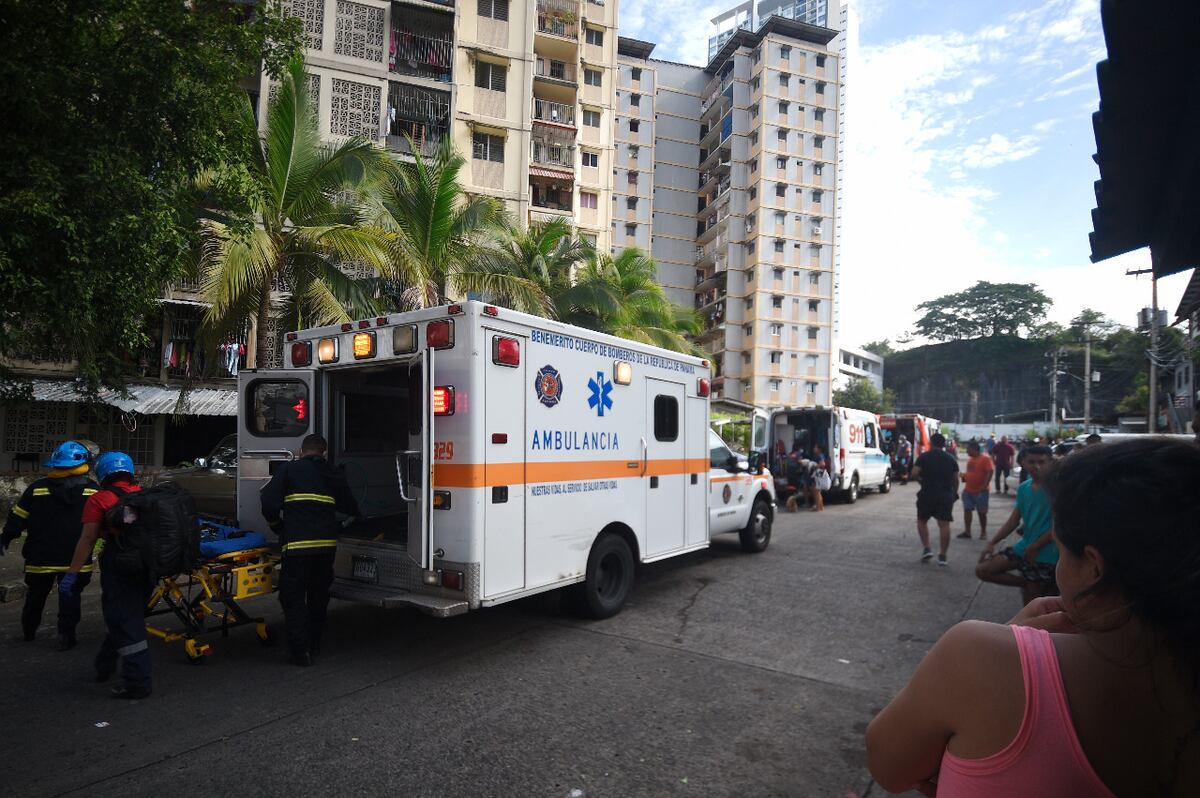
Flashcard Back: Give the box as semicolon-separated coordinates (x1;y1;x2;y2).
110;685;152;700
57;632;77;651
287;652;312;667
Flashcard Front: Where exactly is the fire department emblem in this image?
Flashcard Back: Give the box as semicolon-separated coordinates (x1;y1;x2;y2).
722;484;732;504
535;365;563;408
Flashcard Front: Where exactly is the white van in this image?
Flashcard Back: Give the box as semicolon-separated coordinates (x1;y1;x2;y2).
766;406;891;502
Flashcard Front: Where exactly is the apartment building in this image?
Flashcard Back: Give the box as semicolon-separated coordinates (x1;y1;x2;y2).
270;0;619;249
617;14;842;408
836;346;884;393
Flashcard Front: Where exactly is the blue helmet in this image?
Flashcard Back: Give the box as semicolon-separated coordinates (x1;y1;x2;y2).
95;451;136;483
45;441;92;469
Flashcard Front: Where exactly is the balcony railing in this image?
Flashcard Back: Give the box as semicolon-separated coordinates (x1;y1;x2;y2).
535;58;577;83
532;97;576;126
531;139;575;169
536;10;578;39
389;28;453;83
531;189;573;212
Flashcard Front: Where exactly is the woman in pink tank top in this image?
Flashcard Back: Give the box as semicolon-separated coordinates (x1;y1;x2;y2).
865;439;1200;797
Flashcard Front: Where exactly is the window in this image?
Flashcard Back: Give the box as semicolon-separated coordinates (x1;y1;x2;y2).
773;267;784;278
582;233;597;246
770;351;782;364
583;109;601;127
806;381;817;394
626;196;637;210
751;131;759;145
582;151;599;168
780;45;791;59
812;190;824;202
775;183;786;197
778;101;789;114
653;395;679;441
472;132;504;162
246;380;309;437
779;74;790;88
772;296;783;309
770;379;782;392
742;351;752;364
631;66;642;81
751;76;760;91
627;171;638;186
864;423;876;449
777;128;787;142
813;163;823;176
750;158;759;173
773;239;784;253
622;223;637;238
744;297;753;310
814;108;825;122
585;69;603;87
743;325;753;337
814;135;825;148
628;119;640;132
809;270;820;284
580;192;598;209
709;429;735;469
475;61;507;92
749;187;757;200
477;0;509;21
750;103;759;118
776;157;787;170
775;211;786;224
807;326;818;340
585;27;604;46
816;82;826;95
816;54;827;68
808;299;819;312
630;93;641;106
770;323;782;335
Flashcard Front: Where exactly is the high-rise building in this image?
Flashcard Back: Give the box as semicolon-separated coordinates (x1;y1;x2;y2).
708;0;831;61
618;11;842;407
269;0;619;251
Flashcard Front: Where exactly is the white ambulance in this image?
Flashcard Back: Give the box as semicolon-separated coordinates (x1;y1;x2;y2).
765;406;892;502
236;301;775;619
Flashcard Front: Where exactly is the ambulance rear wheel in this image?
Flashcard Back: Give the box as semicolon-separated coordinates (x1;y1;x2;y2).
879;470;892;494
576;532;634;619
845;475;860;504
739;498;773;553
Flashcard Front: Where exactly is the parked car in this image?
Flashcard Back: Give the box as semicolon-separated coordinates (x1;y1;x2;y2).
153;434;238;521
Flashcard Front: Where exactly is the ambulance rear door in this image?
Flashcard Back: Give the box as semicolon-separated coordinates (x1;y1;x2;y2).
237;368;319;534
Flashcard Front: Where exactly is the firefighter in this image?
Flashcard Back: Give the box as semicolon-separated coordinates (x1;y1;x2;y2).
260;434;359;667
1;441;98;649
62;451;153;699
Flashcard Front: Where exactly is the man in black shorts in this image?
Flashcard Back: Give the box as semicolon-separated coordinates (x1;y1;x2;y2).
910;433;960;566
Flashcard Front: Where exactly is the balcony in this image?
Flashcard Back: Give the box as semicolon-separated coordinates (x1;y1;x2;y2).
389;18;453;83
386;83;450;157
530;177;573;214
534;57;577;86
532;97;576;127
531;138;575;170
536;0;579;40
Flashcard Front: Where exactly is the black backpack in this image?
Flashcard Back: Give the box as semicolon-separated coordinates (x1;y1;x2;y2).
105;483;201;577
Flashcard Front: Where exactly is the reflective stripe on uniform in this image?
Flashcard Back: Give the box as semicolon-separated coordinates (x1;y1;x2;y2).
26;564;94;574
117;640;148;656
32;487;50;496
282;539;338;552
11;505;29;519
283;493;336;504
82;488;98;496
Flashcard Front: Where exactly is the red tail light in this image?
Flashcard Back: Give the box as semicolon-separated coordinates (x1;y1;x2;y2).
427;319;454;349
447;304;464;315
358;320;371;330
483;305;499;316
433;386;455;416
292;398;307;421
340;323;353;332
493;336;520;367
290;342;312;367
698;377;711;397
839;447;846;476
441;570;464;591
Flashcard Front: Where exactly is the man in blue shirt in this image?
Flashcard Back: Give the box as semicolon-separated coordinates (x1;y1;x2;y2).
975;445;1058;602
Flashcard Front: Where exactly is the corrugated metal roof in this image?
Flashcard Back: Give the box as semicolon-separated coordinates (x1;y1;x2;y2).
28;379;237;417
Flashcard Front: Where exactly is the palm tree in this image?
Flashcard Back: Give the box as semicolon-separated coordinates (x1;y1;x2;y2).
196;56;391;367
459;218;591;315
366;137;512;310
560;247;703;355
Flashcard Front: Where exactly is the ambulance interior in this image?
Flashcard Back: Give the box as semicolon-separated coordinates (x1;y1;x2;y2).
770;409;833;474
324;363;421;544
881;418;916;456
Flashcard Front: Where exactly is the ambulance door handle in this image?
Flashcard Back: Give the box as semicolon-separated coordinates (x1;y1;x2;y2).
241;449;295;461
395;450;418;503
640;437;648;476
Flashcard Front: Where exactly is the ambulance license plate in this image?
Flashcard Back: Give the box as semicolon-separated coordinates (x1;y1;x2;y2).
351;556;378;584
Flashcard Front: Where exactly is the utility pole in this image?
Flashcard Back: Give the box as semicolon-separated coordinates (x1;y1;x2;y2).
1149;275;1159;432
1083;330;1092;433
1049;348;1059;428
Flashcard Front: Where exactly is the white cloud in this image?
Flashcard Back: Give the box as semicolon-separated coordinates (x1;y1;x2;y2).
615;0;731;66
1035;247;1052;259
959;133;1041;169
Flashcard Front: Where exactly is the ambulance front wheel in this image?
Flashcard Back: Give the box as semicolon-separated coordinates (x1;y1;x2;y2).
574;531;634;620
739;498;773;553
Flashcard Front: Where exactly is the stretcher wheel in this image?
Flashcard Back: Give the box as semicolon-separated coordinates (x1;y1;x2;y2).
185;638;211;664
255;623;276;646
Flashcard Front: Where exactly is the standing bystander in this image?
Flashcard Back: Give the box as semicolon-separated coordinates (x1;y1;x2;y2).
991;435;1015;494
957;441;993;541
911;433;960;566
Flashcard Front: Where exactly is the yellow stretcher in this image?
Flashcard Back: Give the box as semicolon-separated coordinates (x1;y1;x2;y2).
144;547;280;662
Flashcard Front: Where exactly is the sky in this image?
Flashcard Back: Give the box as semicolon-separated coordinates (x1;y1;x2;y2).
617;0;1192;348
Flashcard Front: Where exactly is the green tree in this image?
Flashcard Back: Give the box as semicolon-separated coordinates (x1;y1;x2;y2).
459;218;588;315
1116;372;1149;415
196;57;391;367
367;138;508;310
862;339;896;358
1069;308;1118;339
0;0;302;388
832;377;895;413
913;281;1052;341
561;248;701;355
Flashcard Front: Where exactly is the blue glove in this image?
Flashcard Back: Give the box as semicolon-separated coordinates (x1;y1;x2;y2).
58;572;78;597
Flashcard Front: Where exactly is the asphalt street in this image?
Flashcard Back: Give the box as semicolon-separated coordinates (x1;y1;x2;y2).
0;480;1023;798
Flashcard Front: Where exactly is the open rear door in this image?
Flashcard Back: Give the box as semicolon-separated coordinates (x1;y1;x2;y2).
397;350;433;571
237;368;318;534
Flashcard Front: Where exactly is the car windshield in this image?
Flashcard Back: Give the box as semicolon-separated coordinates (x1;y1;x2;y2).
207;434;237;469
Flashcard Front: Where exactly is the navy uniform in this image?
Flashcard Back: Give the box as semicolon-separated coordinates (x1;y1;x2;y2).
1;442;98;649
261;450;359;664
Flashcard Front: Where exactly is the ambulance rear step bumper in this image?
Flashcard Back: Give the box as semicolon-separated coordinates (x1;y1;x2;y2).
330;580;470;617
